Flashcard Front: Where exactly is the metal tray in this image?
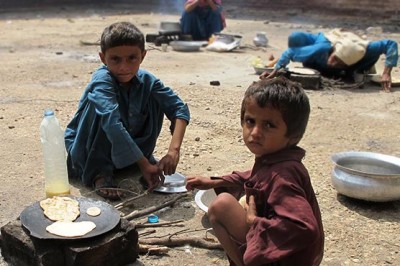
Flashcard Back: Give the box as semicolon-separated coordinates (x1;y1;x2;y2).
154;172;187;193
20;196;120;240
169;41;207;52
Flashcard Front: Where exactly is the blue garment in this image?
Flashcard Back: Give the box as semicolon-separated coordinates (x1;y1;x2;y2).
276;32;398;76
65;65;190;186
180;6;224;40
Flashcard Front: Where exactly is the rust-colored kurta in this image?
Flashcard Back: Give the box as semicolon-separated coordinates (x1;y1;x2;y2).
217;147;324;266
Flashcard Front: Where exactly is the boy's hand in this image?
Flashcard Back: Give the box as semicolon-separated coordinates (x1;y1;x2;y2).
158;150;180;176
185;176;215;191
245;195;257;226
137;157;164;192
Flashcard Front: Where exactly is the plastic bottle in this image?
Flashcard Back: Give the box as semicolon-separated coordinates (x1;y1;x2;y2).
40;109;70;198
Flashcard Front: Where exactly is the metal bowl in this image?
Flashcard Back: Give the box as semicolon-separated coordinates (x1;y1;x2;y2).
331;151;400;202
169;41;206;52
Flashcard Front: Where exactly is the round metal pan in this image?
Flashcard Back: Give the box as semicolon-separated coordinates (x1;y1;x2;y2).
20;196;121;240
141;172;187;193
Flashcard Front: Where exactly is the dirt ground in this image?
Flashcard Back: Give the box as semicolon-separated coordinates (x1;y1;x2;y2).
1;2;400;266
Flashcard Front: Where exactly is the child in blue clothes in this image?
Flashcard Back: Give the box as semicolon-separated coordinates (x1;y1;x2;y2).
180;0;226;41
65;22;190;200
261;29;398;92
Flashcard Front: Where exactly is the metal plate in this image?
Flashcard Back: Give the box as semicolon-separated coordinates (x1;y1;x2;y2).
194;189;216;212
154;172;187;193
370;74;400;87
288;67;320;76
20;196;120;240
169;41;206;52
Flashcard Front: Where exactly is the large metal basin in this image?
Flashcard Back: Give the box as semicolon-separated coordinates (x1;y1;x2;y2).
169;41;207;52
331;151;400;202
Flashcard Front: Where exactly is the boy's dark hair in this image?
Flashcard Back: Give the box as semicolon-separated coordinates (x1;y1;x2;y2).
240;77;310;146
100;22;145;53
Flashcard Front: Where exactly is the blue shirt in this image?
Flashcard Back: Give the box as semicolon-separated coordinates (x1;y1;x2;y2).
276;32;398;74
65;65;190;183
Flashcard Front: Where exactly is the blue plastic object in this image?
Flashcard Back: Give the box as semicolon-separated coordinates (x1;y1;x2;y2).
148;214;159;223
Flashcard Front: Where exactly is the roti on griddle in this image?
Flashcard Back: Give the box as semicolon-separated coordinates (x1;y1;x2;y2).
40;196;80;222
86;206;101;217
46;221;96;237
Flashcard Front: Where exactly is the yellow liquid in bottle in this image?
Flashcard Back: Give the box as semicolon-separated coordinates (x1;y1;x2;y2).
45;182;70;198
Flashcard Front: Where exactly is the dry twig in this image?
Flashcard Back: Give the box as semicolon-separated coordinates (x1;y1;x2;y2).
139;244;169;255
123;193;189;220
139;229;156;237
139;236;223;250
114;191;149;210
136;219;185;228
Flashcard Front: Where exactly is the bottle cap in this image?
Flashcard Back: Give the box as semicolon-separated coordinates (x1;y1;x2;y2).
44;109;54;117
148;214;159;223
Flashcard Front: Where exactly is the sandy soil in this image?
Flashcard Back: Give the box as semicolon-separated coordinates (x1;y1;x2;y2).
0;2;399;266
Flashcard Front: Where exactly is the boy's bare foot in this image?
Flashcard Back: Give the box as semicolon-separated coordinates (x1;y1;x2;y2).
93;175;123;201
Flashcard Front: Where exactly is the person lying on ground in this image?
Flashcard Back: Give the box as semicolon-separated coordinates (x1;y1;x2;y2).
260;29;398;92
65;22;190;200
186;77;324;266
180;0;226;41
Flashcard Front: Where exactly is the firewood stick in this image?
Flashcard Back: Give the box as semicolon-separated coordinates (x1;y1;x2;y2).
136;219;185;228
139;229;156;236
139;244;169;255
123;193;189;220
139;236;223;250
114;191;149;210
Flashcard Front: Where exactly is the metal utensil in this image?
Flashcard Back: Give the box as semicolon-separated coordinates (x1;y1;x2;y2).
331;151;400;201
20;196;121;239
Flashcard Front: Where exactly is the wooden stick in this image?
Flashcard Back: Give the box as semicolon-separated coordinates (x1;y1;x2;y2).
123;193;189;220
139;229;156;236
136;220;185;228
139;236;223;250
138;244;169;255
114;191;149;210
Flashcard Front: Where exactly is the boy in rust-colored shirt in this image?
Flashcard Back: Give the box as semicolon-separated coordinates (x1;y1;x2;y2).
186;77;324;266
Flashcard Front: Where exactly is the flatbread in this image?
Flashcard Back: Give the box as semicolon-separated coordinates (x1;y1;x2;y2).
46;221;96;237
238;195;247;208
86;206;101;217
40;196;80;222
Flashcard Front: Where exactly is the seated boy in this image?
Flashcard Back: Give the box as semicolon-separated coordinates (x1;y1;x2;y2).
180;0;226;41
65;22;190;200
186;78;324;265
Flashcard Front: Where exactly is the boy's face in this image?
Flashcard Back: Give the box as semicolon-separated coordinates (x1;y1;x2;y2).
242;97;291;157
99;45;146;84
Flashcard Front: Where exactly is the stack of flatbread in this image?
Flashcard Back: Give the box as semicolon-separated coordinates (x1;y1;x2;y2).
40;196;97;237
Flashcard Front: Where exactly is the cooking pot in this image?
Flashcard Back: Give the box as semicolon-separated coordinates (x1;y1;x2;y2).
331;151;400;202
